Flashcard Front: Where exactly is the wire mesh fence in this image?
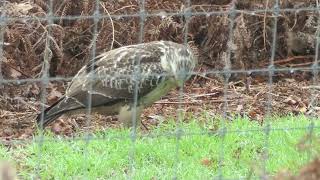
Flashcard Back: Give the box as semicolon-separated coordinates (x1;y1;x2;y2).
0;0;320;179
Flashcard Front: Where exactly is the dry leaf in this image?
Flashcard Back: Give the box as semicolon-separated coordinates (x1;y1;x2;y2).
201;158;213;167
51;123;62;134
236;105;243;113
284;96;298;106
299;107;307;113
9;69;21;79
48;88;63;102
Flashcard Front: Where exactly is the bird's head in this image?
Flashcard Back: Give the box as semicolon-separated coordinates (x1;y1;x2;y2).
160;42;197;87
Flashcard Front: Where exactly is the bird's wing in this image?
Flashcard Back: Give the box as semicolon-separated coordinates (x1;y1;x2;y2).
65;42;169;108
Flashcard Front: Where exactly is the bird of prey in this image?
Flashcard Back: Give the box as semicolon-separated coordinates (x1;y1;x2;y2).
36;41;197;128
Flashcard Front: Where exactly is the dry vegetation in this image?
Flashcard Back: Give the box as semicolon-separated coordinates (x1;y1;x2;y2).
0;0;319;137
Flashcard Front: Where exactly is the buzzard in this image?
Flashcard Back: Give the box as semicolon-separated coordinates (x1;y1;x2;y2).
36;41;197;128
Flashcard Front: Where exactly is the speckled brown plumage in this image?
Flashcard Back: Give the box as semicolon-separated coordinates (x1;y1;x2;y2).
37;41;197;128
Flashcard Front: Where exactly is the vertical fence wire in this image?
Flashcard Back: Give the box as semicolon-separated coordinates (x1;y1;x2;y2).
36;0;54;178
172;0;192;179
81;0;101;178
0;7;4;89
216;1;236;179
306;0;320;161
262;0;279;179
128;0;146;178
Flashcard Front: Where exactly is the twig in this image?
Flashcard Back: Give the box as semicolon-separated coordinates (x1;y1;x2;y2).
302;86;320;89
14;97;38;112
191;92;220;98
112;5;138;14
0;110;34;117
195;73;218;82
100;2;115;50
263;0;269;50
3;62;31;78
154;101;200;104
155;99;235;104
261;55;314;66
289;62;313;67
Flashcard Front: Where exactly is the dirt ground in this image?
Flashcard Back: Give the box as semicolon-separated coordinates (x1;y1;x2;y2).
1;1;319;140
0;72;319;139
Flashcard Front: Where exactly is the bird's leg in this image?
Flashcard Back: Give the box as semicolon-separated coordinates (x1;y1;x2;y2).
119;78;177;128
118;105;142;128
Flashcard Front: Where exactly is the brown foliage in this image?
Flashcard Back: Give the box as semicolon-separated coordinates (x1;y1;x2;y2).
1;0;318;80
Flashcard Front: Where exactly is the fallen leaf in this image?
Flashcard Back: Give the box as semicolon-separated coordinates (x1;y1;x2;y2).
147;115;165;123
48;88;63;102
201;158;213;167
9;68;21;78
51;123;62;134
236;105;243;113
284;96;297;106
300;107;307;113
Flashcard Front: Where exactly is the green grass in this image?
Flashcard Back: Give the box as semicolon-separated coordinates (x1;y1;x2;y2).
1;115;320;179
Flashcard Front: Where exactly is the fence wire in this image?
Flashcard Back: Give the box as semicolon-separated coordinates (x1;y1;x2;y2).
0;0;320;179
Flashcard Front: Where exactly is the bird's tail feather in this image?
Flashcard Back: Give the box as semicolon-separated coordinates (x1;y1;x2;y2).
36;96;82;128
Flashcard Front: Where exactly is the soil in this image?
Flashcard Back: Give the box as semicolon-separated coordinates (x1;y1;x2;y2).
0;75;319;139
0;0;319;139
